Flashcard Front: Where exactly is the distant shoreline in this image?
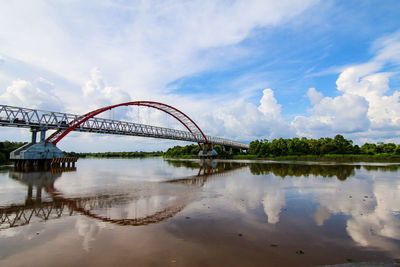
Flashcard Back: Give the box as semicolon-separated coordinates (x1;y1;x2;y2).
164;154;400;163
233;154;400;162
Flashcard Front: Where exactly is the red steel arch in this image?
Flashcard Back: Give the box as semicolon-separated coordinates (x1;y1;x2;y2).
46;101;212;150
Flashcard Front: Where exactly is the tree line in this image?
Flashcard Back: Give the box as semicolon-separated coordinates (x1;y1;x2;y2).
164;144;237;158
164;134;400;159
64;151;163;158
249;135;400;157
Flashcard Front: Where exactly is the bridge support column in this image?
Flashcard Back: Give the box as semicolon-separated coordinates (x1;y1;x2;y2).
23;160;32;170
31;129;38;144
198;144;218;158
40;130;46;142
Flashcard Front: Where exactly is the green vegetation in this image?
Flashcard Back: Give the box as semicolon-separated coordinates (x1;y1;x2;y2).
0;141;26;164
164;144;199;158
249;162;357;180
248;134;400;160
164;135;400;161
164;144;237;158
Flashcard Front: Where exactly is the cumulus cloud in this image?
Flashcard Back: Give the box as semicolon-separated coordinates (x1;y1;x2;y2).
306;88;323;105
293;90;370;137
258;89;282;119
292;31;400;139
0;78;63;111
82;68;130;108
77;68;131;119
201;88;293;140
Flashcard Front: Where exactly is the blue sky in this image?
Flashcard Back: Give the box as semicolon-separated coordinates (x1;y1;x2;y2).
1;0;400;152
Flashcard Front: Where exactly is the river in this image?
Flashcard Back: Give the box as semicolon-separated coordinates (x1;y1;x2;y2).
0;158;399;266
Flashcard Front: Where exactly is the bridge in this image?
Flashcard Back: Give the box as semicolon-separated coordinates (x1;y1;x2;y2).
0;103;249;166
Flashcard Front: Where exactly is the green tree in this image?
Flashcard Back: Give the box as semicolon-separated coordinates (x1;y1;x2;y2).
333;134;353;154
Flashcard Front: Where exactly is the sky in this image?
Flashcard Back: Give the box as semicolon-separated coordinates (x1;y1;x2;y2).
1;0;400;152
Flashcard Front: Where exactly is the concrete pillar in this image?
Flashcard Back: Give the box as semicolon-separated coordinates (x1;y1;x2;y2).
23;160;32;170
40;130;46;142
31;129;38;144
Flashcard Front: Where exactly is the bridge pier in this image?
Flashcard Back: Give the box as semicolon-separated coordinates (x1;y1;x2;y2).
10;139;77;171
198;144;218;159
31;129;37;143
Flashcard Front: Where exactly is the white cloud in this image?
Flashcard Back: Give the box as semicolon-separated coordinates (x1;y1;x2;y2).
79;68;131;119
337;68;400;131
372;30;400;64
200;88;293;140
292;90;370;137
258;89;282;119
306;87;323;105
0;78;63;111
0;0;317;98
292;31;400;140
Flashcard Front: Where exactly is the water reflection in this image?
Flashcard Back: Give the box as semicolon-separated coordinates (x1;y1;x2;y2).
215;161;400;258
1;159;400;265
166;159;248;186
1;161;247;230
249;162;400;180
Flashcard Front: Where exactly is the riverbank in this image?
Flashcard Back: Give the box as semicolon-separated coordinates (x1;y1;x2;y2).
231;154;400;162
164;154;400;162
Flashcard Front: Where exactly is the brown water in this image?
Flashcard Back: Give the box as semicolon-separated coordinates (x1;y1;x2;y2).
0;158;399;266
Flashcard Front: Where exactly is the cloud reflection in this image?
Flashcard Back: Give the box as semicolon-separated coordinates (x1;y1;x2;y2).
220;162;400;256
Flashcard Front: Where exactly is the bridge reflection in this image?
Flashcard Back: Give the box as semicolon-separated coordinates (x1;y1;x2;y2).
0;161;247;230
4;161;392;230
165;159;248;186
